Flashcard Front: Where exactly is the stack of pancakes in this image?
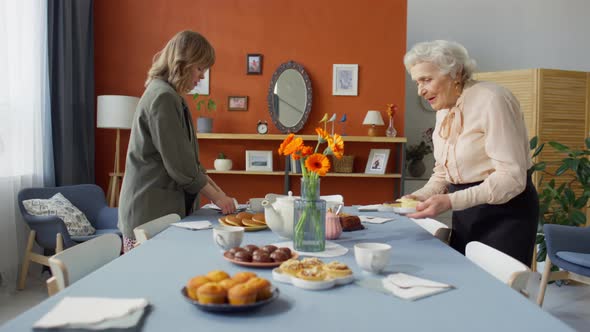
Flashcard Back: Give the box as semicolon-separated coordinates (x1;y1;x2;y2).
219;212;267;229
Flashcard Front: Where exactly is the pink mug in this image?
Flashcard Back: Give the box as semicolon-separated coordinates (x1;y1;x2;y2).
325;210;342;240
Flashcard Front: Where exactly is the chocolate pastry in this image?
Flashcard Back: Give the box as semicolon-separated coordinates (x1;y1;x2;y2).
340;215;364;231
243;244;259;254
270;250;290;262
229;247;246;255
252;250;272;263
275;247;291;256
234;250;253;262
261;245;278;254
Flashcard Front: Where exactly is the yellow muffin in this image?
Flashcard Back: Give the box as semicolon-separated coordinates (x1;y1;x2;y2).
301;257;324;269
227;283;257;305
323;261;352;278
396;197;419;208
196;282;227;305
206;270;230;282
279;259;303;276
218;278;240;291
233;271;257;284
296;266;327;281
245;277;272;301
186;275;210;301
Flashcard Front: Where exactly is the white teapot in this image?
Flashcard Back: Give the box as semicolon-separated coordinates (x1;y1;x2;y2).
262;192;298;239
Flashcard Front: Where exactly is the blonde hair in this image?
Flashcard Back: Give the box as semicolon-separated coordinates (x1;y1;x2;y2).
404;40;476;84
145;30;215;93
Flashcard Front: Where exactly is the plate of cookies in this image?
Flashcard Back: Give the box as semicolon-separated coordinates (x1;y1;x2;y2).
223;245;298;268
182;270;279;312
219;212;268;231
272;257;354;290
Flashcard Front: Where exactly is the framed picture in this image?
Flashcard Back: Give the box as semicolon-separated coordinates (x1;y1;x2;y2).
246;150;273;171
188;69;210;95
365;149;390;174
228;96;248;111
247;54;263;75
332;64;358;96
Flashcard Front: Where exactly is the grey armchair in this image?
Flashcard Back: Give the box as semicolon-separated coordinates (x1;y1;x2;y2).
17;184;121;290
537;224;590;306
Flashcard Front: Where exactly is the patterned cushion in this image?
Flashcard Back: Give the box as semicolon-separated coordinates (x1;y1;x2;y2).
23;193;96;236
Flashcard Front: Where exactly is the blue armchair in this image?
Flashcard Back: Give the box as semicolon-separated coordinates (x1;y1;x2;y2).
17;184;121;290
536;224;590;306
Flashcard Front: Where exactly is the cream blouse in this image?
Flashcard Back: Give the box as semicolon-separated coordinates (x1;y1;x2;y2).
412;80;532;211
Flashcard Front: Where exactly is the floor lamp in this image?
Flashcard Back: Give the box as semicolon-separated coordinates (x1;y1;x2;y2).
97;95;139;207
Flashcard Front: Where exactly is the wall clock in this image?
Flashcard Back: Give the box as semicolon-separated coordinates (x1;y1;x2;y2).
257;120;268;135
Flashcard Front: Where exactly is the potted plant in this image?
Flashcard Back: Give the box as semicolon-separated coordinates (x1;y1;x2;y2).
214;152;232;171
193;93;216;133
405;127;434;177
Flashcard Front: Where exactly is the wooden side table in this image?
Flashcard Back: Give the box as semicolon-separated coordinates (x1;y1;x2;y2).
106;172;124;207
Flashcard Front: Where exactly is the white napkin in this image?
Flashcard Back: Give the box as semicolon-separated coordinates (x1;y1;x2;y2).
357;204;382;211
359;215;397;224
34;297;149;329
272;241;348;257
382;273;453;301
171;220;213;230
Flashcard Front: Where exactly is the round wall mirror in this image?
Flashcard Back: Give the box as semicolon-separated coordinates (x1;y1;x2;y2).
267;61;312;133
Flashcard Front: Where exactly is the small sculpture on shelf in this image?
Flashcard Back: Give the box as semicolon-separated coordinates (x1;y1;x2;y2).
339;114;347;136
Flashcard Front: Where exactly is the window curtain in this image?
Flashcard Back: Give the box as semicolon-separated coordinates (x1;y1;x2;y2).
0;0;54;290
48;0;95;185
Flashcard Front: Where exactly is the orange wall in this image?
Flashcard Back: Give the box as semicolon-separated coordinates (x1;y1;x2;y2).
94;0;407;205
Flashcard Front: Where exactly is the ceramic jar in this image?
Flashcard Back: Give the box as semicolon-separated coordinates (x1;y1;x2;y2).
325;210;342;240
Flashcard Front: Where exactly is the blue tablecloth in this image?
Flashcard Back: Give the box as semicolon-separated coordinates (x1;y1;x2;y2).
1;208;571;331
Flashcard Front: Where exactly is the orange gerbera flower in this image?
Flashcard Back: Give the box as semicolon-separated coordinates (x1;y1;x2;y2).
280;136;303;156
278;133;295;155
329;134;344;159
305;153;330;176
315;128;329;142
300;145;313;158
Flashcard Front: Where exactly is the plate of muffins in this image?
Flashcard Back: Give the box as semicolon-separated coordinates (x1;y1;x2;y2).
272;257;354;290
219;212;268;231
223;244;298;268
182;270;279;312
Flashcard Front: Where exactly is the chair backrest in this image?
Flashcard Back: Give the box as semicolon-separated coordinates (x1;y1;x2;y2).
466;241;531;294
133;213;180;244
48;234;121;291
411;218;451;243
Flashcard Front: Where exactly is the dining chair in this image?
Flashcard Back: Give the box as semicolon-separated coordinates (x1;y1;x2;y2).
536;224;590;306
466;241;531;296
133;213;181;245
411;218;451;244
47;233;122;294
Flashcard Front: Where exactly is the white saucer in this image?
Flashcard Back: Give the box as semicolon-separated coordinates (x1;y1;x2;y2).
393;207;417;214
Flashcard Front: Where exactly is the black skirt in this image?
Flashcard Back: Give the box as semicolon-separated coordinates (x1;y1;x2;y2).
448;176;538;266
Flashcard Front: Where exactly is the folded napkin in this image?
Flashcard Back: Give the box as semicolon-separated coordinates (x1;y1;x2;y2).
272;241;348;258
357;204;382;212
202;201;248;212
34;297;149;329
359;215;397;224
171;220;213;230
382;273;453;301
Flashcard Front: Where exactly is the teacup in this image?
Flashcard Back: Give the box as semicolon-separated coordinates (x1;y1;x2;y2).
354;242;392;274
213;225;244;251
248;198;265;213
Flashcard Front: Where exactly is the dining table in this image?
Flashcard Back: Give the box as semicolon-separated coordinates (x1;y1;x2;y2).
0;207;573;331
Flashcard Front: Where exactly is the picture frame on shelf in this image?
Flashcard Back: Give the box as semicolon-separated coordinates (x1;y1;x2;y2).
332;64;358;96
247;54;263;75
188;69;210;95
364;149;390;175
246;150;273;171
228;96;248;111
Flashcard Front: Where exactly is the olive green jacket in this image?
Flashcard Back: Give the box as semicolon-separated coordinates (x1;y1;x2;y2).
118;79;208;238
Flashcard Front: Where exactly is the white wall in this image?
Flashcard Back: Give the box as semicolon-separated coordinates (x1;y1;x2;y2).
404;0;590;183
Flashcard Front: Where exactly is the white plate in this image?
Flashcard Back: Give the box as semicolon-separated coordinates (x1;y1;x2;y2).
393;207;417;214
272;268;354;291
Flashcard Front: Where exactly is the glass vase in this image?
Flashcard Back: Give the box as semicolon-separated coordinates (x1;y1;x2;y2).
293;177;326;252
386;116;397;137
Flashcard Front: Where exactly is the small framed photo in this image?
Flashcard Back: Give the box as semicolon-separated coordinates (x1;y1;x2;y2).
365;149;390;174
332;64;358;96
228;96;248;111
246;150;273;171
247;54;263;75
188;69;210;95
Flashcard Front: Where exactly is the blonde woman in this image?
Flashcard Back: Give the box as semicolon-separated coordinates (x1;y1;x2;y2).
404;40;538;265
118;31;236;252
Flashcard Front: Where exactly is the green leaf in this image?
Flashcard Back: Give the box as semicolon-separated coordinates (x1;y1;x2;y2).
530;136;538;150
574;196;589;209
564;187;575;204
208;99;217;111
570;210;586;226
549;141;570;152
586;137;590;149
532;143;545;158
555;162;570;176
532;162;546;171
192;93;200;100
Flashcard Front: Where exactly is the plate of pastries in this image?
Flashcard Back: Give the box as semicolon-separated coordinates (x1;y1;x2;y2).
219;212;268;231
391;197;419;214
272;257;354;290
182;270;279;312
223;244;298;268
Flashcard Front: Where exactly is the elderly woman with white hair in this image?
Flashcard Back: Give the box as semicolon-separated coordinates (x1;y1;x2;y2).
404;40;538;265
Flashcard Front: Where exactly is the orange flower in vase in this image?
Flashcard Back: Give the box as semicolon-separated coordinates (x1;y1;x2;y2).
385;103;398;137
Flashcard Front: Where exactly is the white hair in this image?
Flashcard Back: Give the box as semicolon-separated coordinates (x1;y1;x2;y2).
404;40;476;83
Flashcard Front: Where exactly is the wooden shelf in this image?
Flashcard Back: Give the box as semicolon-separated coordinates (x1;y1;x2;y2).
198;133;407;143
206;170;285;176
290;173;402;179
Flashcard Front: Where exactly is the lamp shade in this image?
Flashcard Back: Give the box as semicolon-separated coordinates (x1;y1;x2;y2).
97;95;139;129
362;110;385;126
